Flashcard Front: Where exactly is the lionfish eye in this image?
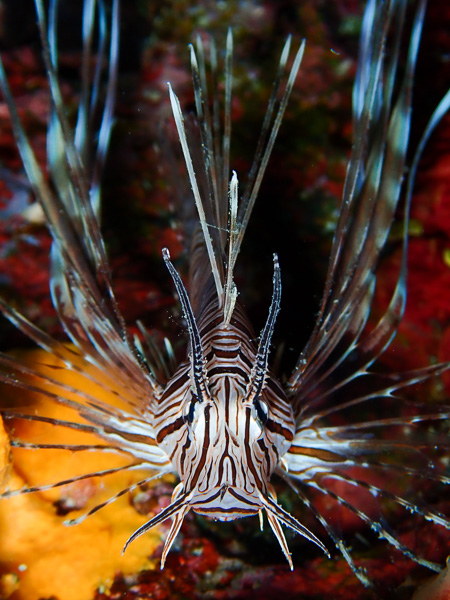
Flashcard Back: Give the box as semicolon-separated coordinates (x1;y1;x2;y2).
253;397;269;426
183;396;198;425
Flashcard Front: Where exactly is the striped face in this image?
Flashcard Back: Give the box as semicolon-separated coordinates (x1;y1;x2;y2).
124;257;328;570
155;301;295;520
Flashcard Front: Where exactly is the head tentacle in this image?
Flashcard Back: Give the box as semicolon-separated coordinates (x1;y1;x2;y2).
163;248;210;403
246;254;282;404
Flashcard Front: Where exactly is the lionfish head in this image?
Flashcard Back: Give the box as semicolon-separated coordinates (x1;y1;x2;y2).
123;252;328;569
174;342;296;522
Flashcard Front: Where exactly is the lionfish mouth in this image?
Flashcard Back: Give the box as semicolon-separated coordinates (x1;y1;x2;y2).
190;484;264;519
122;483;329;570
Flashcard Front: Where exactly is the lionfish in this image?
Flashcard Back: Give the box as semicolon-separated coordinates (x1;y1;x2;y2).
0;0;449;591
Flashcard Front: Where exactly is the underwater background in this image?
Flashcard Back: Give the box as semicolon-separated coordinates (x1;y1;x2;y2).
0;0;449;598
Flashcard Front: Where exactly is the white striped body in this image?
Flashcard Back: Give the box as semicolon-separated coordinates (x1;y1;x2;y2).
155;298;295;520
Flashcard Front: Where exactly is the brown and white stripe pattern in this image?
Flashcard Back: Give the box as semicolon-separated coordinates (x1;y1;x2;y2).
135;255;328;568
0;0;449;589
155;297;295;513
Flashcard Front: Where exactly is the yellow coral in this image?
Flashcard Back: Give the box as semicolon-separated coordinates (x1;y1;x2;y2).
0;417;10;493
0;349;164;600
